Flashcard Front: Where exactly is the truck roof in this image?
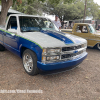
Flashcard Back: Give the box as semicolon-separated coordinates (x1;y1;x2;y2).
74;23;90;25
9;14;50;19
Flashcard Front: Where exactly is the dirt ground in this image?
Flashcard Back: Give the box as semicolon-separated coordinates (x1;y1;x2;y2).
0;48;100;100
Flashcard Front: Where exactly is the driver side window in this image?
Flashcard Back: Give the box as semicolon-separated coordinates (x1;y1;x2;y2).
7;16;17;30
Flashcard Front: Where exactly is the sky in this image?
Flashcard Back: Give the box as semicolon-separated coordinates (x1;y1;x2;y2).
94;0;100;5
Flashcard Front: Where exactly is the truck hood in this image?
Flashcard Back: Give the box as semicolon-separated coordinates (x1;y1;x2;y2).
22;30;86;48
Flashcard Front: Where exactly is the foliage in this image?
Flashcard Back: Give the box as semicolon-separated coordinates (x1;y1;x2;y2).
13;0;75;15
0;0;100;25
98;10;100;19
86;0;100;19
13;0;43;15
42;0;100;21
0;0;73;25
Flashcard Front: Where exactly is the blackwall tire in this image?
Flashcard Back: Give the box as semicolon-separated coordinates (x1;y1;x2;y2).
22;49;39;76
96;43;100;50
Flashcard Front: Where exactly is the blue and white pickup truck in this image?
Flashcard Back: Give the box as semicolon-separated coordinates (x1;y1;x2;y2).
0;14;87;75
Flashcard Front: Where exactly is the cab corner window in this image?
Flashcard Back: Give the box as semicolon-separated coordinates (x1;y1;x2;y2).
76;25;88;33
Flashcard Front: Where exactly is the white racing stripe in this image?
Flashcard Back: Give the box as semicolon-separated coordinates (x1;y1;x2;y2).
22;32;66;48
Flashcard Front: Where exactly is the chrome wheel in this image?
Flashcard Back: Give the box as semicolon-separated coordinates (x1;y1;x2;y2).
22;49;39;75
23;53;33;73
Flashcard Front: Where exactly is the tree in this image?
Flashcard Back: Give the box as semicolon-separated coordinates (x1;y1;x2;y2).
42;0;84;21
0;0;74;26
0;0;13;25
42;0;100;21
0;0;43;25
86;0;100;19
0;0;23;25
13;0;75;18
13;0;43;15
97;10;100;19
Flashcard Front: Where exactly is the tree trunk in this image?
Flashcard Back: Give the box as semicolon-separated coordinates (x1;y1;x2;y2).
0;0;13;26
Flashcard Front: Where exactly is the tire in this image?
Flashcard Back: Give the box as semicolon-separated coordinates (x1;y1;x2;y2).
22;49;39;76
96;43;100;50
0;44;5;51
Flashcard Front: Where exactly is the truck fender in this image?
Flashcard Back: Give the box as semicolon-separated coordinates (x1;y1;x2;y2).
19;44;42;61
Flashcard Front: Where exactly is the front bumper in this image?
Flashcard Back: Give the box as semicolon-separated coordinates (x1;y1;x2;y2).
37;52;87;73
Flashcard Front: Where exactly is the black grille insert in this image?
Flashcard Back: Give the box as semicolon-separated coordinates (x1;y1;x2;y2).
62;45;82;52
61;50;83;59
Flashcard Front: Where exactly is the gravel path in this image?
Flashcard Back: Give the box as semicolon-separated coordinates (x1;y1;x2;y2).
0;48;100;100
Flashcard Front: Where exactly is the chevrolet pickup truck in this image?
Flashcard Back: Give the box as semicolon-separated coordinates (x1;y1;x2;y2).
0;14;87;75
61;23;100;50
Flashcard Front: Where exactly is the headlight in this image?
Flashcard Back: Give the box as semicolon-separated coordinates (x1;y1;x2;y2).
47;56;60;61
81;43;87;48
47;49;61;53
42;48;61;54
42;48;61;63
42;56;60;62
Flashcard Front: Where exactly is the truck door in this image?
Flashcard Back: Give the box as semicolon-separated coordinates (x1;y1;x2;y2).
3;16;19;53
87;25;98;46
73;25;90;44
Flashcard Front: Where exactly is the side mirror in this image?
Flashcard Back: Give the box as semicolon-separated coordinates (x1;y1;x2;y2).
8;29;17;33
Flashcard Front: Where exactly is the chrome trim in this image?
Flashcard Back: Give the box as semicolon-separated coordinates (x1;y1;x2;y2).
61;49;86;60
84;38;88;40
42;52;86;64
87;45;93;47
87;39;100;41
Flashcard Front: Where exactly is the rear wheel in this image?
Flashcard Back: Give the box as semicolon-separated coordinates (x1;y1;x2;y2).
0;44;5;51
96;43;100;50
22;49;39;76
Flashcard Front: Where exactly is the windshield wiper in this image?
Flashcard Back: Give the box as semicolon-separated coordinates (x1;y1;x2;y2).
23;30;40;32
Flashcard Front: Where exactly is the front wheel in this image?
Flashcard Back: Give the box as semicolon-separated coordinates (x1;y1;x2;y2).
96;43;100;50
22;49;39;76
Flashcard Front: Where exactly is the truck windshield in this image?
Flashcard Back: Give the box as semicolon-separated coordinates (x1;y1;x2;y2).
88;24;96;34
19;16;59;32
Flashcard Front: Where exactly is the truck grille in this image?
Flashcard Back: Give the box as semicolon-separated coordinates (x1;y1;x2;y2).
61;43;86;60
62;44;84;52
61;50;83;59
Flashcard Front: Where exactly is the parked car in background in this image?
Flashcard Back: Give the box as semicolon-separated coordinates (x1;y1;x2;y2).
61;23;100;50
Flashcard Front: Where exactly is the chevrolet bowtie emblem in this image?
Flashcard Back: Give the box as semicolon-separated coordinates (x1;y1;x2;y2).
74;50;78;53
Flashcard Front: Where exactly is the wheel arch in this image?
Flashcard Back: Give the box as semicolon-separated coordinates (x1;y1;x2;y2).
93;42;100;48
19;44;42;61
